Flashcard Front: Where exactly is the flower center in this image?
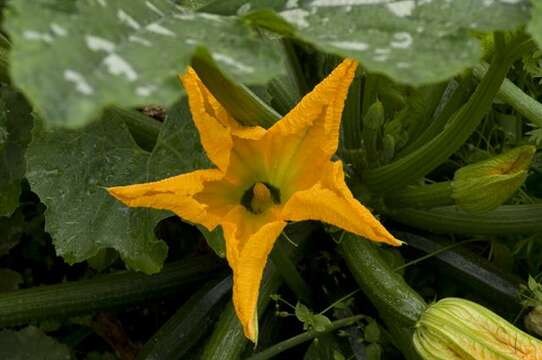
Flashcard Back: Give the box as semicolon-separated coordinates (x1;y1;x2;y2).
241;182;281;214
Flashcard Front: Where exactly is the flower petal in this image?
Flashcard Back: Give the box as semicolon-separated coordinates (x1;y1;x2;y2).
221;205;286;342
261;59;357;196
281;161;402;246
179;68;265;171
107;169;223;230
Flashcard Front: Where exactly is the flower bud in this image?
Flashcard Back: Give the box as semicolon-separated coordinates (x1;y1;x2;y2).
452;145;536;213
413;298;542;360
363;101;385;130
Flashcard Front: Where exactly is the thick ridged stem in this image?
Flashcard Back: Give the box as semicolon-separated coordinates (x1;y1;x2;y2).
363;36;520;193
385;182;454;209
388;204;542;235
473;62;542;128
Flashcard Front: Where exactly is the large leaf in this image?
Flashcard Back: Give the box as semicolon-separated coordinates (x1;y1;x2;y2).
0;326;71;360
26;100;206;273
0;87;33;217
529;0;542;49
276;0;530;85
201;0;287;14
5;0;282;128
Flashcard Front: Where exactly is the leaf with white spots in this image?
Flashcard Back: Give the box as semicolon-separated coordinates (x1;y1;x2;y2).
528;0;542;49
26;99;208;274
273;0;530;84
5;0;281;128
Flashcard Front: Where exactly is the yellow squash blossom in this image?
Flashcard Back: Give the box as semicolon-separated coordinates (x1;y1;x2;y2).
107;58;401;342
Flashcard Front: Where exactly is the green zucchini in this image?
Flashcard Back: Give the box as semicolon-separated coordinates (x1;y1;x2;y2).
0;255;222;327
137;276;232;360
340;234;426;360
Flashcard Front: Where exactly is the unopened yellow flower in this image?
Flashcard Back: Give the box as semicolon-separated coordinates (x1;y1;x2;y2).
414;298;542;359
107;59;401;342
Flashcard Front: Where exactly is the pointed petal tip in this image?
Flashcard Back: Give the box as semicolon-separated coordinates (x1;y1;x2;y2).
246;313;259;344
105;185;129;201
389;236;405;247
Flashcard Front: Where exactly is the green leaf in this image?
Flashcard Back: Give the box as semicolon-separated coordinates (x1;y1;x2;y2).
276;0;529;85
295;302;332;332
26;99;206;274
295;302;313;325
5;0;282;128
0;326;72;360
0;87;33;217
201;0;287;15
199;225;225;258
528;0;542;49
312;314;333;332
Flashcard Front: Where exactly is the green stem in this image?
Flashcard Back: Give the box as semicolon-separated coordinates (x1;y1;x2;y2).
362;38;517;193
387;204;542;235
385;181;453;209
402;83;449;151
191;53;280;128
267;79;295;115
137;276;232;360
397;79;473;158
342;74;362;149
473;62;542;128
247;315;364;360
270;236;313;306
340;234;426;360
266;39;306;115
106;106;161;151
0;256;222;327
362;101;384;167
282;38;309;96
361;73;378;117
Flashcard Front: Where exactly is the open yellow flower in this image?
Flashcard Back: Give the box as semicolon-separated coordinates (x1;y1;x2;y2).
107;58;401;342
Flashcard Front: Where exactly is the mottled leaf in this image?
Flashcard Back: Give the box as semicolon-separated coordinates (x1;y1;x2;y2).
0;87;33;217
0;326;71;360
5;0;282;128
201;0;287;14
26;99;206;273
529;0;542;49
276;0;530;85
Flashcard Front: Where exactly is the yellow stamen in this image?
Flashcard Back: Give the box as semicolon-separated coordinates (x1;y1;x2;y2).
251;182;273;214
